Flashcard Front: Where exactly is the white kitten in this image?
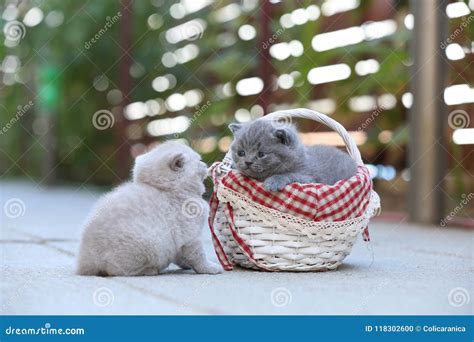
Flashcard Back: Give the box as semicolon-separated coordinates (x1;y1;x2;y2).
76;141;223;276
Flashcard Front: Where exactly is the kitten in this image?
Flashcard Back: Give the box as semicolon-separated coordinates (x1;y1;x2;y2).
229;120;357;191
76;141;223;276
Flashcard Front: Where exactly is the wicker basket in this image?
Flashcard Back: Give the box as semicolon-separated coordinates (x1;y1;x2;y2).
209;108;381;272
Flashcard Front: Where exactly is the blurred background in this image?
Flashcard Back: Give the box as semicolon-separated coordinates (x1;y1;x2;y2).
0;0;473;225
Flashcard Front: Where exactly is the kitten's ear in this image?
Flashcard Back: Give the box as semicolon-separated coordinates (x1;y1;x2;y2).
229;123;242;134
275;129;292;145
169;153;185;171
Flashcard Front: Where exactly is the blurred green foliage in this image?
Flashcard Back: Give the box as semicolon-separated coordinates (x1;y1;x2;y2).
0;0;472;188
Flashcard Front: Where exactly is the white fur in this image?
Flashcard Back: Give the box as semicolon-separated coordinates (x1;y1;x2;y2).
76;141;223;276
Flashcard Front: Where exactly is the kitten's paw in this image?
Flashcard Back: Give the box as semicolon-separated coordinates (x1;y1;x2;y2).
264;176;288;192
195;262;224;274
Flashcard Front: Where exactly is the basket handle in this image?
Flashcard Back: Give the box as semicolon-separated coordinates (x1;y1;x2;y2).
259;108;364;166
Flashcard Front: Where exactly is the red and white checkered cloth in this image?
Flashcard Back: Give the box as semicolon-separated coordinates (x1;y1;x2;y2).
208;163;373;270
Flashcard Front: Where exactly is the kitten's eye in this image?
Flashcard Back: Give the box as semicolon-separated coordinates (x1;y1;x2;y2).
237;150;245;157
258;151;265;158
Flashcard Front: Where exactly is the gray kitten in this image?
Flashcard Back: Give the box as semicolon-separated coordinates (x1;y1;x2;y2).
229;120;357;191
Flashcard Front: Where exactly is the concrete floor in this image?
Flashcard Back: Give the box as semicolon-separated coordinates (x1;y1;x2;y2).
1;181;472;315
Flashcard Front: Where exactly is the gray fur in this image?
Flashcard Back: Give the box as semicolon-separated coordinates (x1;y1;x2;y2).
76;141;222;276
229;120;357;191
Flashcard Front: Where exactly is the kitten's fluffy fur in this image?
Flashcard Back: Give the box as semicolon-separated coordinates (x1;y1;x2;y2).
76;141;222;276
229;120;357;191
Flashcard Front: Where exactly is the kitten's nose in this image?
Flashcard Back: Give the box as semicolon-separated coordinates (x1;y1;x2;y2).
245;161;253;166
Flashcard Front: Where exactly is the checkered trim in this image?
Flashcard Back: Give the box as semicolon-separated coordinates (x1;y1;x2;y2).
218;166;371;221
